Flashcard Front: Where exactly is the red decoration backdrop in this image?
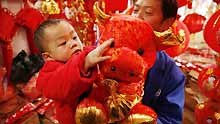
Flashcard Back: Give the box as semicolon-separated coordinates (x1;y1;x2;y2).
203;10;220;53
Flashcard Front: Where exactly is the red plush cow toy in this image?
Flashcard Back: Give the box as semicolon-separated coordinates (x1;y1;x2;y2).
74;2;157;124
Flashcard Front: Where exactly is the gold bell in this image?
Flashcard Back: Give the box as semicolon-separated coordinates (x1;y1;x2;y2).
41;0;60;15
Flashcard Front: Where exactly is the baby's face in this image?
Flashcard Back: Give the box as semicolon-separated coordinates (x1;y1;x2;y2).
44;21;83;62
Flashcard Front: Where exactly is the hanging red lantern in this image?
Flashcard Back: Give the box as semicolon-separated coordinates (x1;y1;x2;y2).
177;0;187;8
198;67;220;102
213;0;220;4
187;0;192;9
156;20;190;57
204;10;220;53
195;100;220;124
104;0;128;13
183;13;206;33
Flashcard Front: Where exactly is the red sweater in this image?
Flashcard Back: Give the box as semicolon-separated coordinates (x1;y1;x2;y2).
36;47;97;124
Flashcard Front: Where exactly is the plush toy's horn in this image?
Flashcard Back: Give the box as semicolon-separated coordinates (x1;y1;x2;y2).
153;20;189;51
93;1;111;21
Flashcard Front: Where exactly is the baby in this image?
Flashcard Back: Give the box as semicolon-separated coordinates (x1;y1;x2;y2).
34;19;113;124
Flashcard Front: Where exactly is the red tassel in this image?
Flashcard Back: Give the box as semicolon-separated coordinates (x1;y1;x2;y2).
1;43;13;81
26;29;39;54
67;0;72;7
187;0;192;9
56;0;63;11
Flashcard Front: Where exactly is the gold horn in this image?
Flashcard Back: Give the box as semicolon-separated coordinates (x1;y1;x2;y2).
93;1;111;21
154;21;185;49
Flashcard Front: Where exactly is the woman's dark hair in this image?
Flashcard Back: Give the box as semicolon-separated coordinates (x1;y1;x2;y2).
34;19;66;53
161;0;178;20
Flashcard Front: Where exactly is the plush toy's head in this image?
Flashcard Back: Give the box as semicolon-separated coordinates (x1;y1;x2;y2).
97;14;157;83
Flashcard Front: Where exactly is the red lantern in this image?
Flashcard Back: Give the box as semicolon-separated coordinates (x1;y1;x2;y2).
177;0;187;8
195;100;220;124
198;67;220;102
183;13;206;33
203;10;220;53
213;0;220;4
104;0;128;13
164;20;190;57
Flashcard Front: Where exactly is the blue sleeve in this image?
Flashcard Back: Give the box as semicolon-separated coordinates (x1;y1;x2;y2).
142;51;185;124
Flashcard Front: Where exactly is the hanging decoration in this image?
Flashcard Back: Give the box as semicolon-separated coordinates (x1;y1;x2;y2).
195;100;220;124
0;7;17;81
40;0;60;15
213;0;220;4
104;0;128;13
183;13;206;33
15;2;45;53
203;10;220;53
198;67;220;102
177;0;192;8
65;0;96;46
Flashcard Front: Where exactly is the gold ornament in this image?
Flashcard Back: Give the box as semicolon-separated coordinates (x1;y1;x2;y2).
75;106;106;124
41;0;60;15
102;79;141;123
215;112;220;124
126;114;156;124
206;68;214;75
154;21;185;47
93;1;110;21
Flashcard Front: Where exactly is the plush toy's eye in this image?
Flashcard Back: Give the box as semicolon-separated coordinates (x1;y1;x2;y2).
111;66;116;71
129;72;135;77
110;41;115;48
137;48;144;56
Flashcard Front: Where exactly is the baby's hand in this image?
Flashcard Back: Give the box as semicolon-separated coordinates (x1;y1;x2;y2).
83;38;113;73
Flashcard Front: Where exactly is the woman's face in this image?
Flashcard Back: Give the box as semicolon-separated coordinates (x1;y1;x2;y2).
133;0;168;32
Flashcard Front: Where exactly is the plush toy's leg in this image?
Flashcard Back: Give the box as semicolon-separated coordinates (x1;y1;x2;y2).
120;103;157;124
75;98;108;124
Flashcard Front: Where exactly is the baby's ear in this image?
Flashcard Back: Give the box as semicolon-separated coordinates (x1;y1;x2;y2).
41;52;51;61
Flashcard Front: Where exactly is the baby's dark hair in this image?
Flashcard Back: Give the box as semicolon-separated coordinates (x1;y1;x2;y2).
34;19;66;53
